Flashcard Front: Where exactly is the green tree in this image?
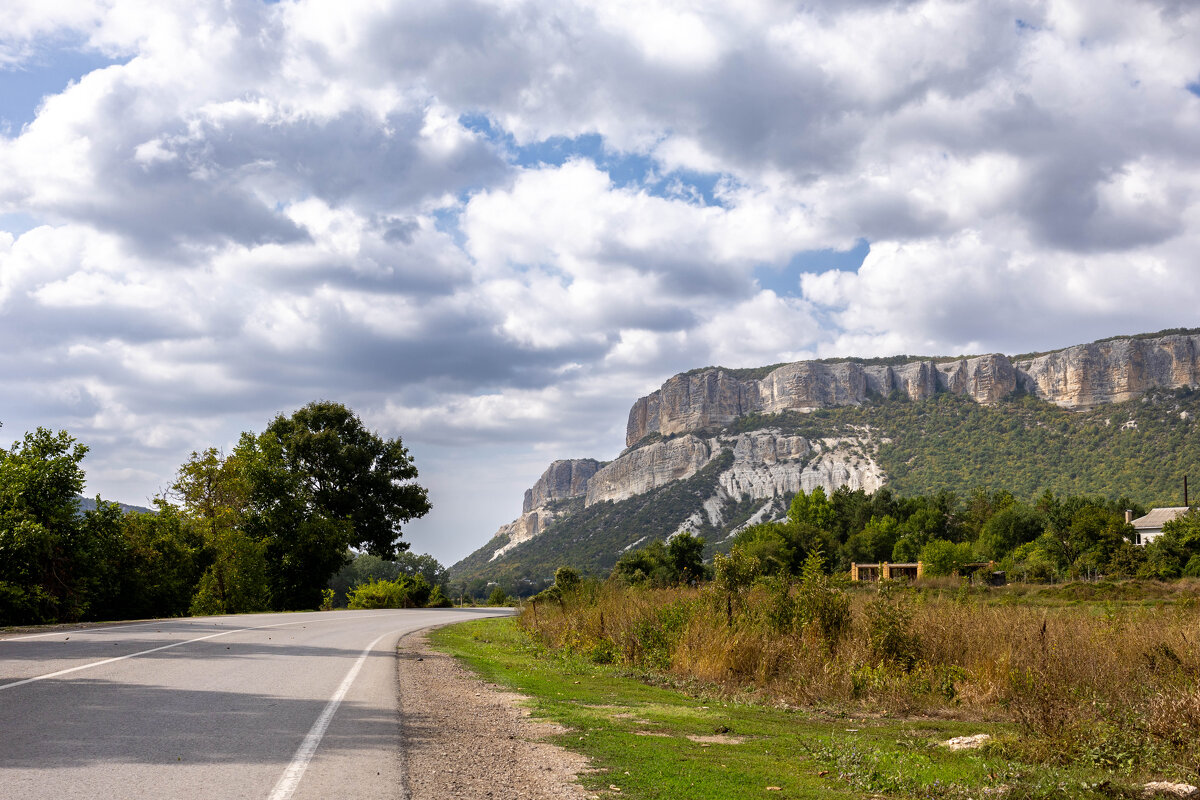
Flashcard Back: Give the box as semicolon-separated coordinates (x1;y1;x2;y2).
73;500;204;621
172;448;268;615
393;550;448;590
918;539;976;577
789;487;834;530
553;566;582;591
240;402;431;610
667;531;707;584
614;540;674;586
257;402;430;556
843;515;900;564
977;504;1044;560
0;428;89;623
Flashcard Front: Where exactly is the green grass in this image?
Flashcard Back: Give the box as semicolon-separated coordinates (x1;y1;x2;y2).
430;617;1144;799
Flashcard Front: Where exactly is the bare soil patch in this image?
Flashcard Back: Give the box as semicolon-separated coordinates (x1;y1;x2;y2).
396;629;592;800
685;734;746;745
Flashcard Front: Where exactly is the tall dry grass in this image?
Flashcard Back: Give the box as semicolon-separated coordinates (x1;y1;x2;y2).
520;580;1200;772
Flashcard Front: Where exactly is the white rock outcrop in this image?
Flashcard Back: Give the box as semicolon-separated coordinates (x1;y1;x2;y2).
586;429;883;508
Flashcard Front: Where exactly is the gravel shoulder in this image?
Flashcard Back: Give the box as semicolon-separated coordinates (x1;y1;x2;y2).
396;628;593;800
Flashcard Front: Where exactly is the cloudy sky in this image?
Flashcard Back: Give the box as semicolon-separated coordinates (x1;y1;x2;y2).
1;0;1198;564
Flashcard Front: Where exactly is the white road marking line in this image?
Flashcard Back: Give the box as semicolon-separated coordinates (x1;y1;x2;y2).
266;631;393;800
0;626;258;692
0;612;403;692
0;608;408;642
1;619;197;641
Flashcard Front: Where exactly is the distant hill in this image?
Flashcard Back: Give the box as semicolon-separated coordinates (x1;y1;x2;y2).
75;496;155;515
449;331;1200;591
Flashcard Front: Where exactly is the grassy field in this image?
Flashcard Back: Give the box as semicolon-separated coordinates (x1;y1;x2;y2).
431;617;1162;799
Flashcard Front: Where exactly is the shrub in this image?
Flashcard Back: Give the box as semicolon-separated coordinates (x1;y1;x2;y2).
346;574;431;609
712;549;760;594
794;551;851;652
554;566;581;591
863;583;921;670
427;585;452;607
487;585;511;606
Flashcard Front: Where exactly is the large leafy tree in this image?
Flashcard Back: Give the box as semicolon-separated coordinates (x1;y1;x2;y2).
0;428;89;623
172;448;267;615
241;401;431;610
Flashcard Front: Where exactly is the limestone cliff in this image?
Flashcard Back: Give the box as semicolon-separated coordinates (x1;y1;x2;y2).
626;333;1200;445
523;459;601;513
586;428;882;508
1015;334;1200;408
489;459;599;561
584;436;715;506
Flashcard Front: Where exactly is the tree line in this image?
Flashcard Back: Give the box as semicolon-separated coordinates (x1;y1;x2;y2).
610;485;1200;588
0;401;432;626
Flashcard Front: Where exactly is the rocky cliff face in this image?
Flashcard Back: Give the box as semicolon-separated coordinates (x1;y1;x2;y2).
1015;335;1200;408
584;436;715;505
626;333;1200;445
523;459;601;513
585;429;882;507
490;459;599;561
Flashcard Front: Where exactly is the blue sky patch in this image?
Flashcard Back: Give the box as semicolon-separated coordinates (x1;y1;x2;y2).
0;212;40;237
460;114;727;206
755;239;870;297
1187;82;1200;98
0;45;127;131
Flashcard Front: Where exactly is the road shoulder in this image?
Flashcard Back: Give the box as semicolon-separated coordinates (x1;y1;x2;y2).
396;628;591;800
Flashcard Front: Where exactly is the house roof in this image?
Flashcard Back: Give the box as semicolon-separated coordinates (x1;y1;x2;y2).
1130;507;1191;529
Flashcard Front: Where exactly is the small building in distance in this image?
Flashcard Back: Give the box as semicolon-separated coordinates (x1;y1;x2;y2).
1129;507;1190;546
851;561;1003;584
851;562;923;582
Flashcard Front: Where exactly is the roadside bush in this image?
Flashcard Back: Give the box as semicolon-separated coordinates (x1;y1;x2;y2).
427;585;452;607
554;566;581;592
346;574;431;609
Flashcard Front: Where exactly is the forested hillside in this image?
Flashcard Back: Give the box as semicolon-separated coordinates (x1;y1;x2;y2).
734;387;1200;502
449;452;742;594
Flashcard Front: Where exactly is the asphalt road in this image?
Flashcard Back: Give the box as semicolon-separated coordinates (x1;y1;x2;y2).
0;608;511;799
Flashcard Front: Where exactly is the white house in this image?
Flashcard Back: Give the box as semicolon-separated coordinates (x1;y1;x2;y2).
1128;507;1190;546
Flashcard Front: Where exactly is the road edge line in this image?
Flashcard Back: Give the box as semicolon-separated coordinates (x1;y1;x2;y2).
266;631;393;800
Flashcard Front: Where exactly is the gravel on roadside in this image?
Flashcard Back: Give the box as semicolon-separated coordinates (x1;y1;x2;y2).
396;629;594;800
